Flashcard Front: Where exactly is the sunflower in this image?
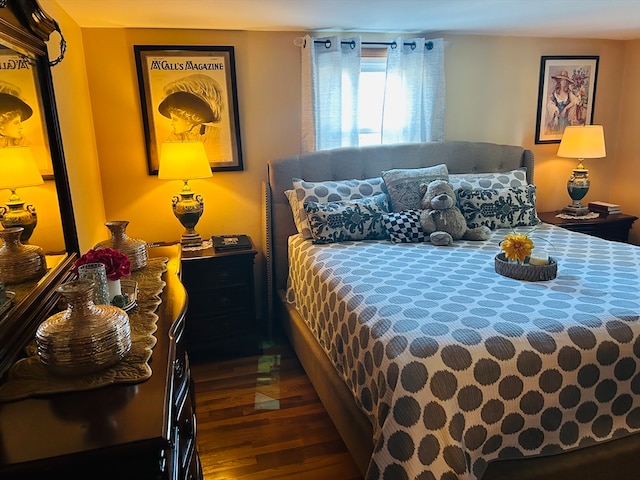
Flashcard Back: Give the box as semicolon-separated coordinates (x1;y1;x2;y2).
501;233;534;263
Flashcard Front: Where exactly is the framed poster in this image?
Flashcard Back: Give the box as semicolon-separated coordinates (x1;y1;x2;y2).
134;45;243;173
0;47;54;177
535;55;599;144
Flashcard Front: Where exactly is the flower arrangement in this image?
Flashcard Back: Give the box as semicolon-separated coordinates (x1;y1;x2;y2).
500;232;534;264
73;248;131;281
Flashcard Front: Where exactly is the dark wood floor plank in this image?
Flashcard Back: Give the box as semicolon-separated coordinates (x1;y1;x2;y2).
192;337;364;480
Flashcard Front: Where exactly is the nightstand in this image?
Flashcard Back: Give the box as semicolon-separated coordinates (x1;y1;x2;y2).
538;211;638;243
180;238;259;360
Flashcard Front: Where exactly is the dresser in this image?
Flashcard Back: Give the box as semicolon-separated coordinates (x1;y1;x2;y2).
0;245;202;480
181;239;259;359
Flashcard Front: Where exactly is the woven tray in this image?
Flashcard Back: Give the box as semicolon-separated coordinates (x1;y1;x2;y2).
495;253;557;281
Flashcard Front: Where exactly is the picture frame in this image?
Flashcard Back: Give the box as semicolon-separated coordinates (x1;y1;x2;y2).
535;55;599;144
134;45;243;173
0;47;54;178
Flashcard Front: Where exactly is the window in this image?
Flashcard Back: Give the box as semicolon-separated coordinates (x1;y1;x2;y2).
301;36;444;152
358;54;386;146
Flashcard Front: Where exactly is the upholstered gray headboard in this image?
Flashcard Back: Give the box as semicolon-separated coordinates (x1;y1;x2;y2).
266;141;534;294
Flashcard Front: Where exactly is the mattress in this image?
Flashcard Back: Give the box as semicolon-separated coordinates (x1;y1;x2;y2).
285;224;640;480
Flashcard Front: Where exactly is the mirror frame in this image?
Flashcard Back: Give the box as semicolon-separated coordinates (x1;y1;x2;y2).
0;0;78;253
0;0;78;376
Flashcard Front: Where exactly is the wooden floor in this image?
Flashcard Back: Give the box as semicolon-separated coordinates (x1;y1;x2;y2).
191;337;364;480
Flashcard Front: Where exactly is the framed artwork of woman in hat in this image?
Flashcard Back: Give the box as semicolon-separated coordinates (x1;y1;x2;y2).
0;49;54;176
134;45;244;173
535;56;599;144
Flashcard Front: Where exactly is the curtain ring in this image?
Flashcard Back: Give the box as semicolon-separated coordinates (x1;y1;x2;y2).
349;40;356;49
390;41;397;50
426;41;434;51
410;42;416;50
324;39;332;49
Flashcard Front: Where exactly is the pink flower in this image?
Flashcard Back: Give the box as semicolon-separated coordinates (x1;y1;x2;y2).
73;248;131;281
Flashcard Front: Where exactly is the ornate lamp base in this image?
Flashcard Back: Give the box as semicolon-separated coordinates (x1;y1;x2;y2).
564;165;590;216
171;189;205;247
0;199;38;243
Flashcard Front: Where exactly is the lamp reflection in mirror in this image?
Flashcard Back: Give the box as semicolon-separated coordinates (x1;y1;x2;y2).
556;125;606;216
0;146;44;242
158;141;212;247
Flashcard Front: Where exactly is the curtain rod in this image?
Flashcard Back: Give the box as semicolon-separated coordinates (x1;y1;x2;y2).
311;39;434;50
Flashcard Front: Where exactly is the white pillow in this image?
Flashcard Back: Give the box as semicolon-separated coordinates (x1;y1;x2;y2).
449;168;528;191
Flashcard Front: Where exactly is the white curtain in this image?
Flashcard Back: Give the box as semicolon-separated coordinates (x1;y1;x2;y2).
301;35;361;152
382;37;445;143
301;35;445;152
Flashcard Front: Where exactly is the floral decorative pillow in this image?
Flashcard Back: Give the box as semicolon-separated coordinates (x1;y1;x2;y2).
381;164;449;212
449;168;528;190
382;210;427;243
292;177;386;239
457;184;540;229
304;194;390;244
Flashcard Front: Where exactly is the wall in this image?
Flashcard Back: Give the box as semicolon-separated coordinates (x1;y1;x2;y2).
444;35;628;209
611;39;640;245
41;0;107;252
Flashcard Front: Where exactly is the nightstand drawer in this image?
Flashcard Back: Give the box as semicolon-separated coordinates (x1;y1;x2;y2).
188;288;251;315
182;256;252;288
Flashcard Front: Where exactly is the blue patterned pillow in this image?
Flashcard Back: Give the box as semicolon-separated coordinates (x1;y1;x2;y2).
457;185;540;229
304;194;390;244
292;177;386;239
382;210;427;243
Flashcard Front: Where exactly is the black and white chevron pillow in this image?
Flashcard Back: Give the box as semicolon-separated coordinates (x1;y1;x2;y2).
382;210;427;243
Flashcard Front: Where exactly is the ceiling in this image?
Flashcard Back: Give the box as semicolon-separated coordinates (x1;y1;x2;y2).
54;0;640;40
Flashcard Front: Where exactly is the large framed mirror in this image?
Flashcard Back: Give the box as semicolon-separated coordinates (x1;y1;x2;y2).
0;0;78;375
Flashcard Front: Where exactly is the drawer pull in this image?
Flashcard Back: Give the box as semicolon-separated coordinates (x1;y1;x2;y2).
215;271;231;282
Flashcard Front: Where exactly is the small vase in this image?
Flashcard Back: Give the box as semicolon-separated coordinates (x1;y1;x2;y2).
35;279;132;376
107;278;122;301
77;262;110;305
0;227;47;284
94;220;147;271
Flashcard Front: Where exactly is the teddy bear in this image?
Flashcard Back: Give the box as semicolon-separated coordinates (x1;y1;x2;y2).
419;179;491;246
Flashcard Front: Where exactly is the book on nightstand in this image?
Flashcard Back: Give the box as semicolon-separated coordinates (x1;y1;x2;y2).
588;201;621;214
212;234;252;252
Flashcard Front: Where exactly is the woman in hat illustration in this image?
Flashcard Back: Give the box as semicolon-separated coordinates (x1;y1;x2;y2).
0;81;33;147
158;74;226;161
545;70;579;134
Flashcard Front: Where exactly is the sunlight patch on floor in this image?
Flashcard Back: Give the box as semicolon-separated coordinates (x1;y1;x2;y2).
254;353;281;410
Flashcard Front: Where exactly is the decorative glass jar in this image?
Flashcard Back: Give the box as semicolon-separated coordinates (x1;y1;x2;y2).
0;226;46;284
94;220;147;271
35;279;132;376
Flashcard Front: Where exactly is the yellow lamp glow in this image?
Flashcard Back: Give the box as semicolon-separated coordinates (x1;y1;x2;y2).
556;125;606;216
0;146;44;242
158;141;212;247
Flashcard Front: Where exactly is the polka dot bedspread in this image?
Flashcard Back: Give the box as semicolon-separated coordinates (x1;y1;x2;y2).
285;223;640;480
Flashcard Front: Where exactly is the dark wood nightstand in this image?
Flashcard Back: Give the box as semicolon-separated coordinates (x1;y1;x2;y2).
181;237;259;360
538;211;638;243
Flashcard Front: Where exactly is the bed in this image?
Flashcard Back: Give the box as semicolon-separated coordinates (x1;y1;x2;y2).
265;141;640;479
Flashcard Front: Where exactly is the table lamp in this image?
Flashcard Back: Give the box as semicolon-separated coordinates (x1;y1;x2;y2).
556;125;606;216
158;141;212;247
0;146;44;243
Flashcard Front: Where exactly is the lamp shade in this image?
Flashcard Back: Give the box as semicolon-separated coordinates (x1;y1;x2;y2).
557;125;606;159
0;146;44;190
158;141;213;180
